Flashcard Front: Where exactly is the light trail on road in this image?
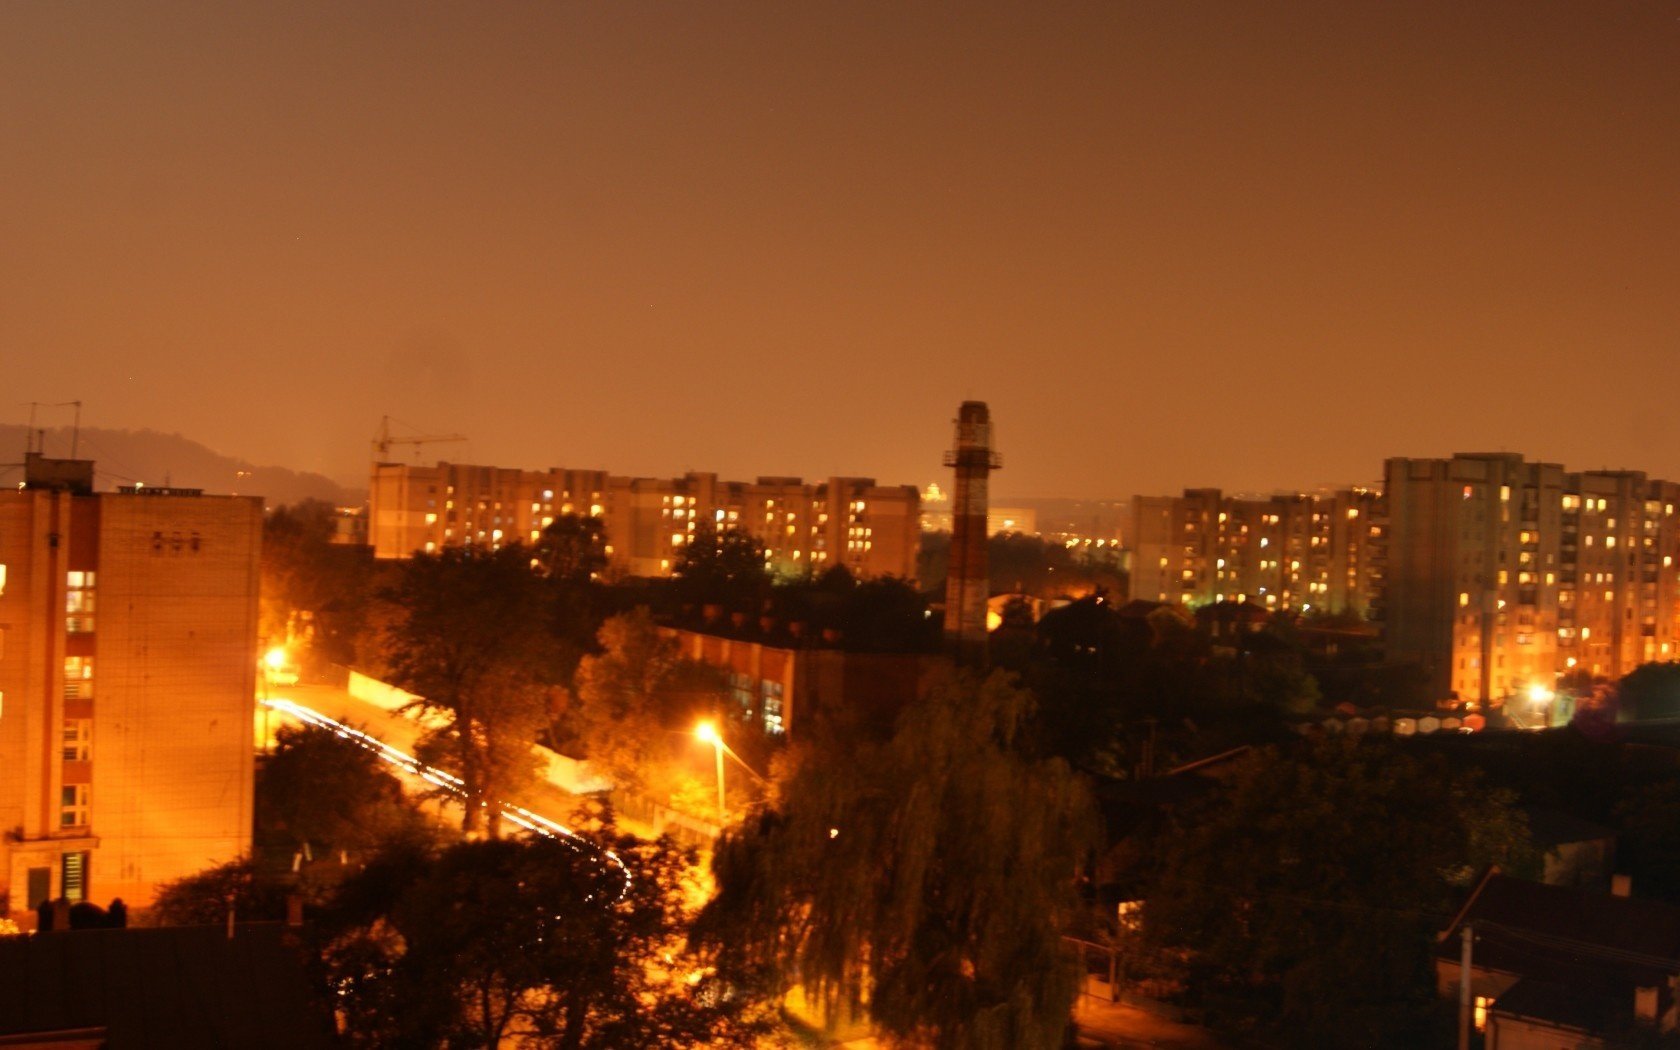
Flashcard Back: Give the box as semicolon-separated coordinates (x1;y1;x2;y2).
262;696;631;898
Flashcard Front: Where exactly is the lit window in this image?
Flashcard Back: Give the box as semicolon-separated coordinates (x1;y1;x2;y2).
63;657;94;700
761;681;786;736
65;572;96;634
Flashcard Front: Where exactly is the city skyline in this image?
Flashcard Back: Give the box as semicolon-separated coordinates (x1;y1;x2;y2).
6;2;1678;498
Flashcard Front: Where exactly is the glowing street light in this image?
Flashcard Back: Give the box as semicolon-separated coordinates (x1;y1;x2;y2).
695;720;725;824
258;647;288;753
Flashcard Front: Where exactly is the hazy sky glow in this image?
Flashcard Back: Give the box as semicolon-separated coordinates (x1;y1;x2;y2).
4;2;1678;497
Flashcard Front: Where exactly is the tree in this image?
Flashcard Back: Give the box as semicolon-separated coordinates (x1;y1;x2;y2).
697;672;1098;1049
152;859;290;926
1617;661;1680;721
380;544;561;836
536;514;610;584
1141;738;1536;1043
672;521;771;611
261;499;380;668
531;514;616;709
567;608;731;798
256;723;434;862
321;835;767;1048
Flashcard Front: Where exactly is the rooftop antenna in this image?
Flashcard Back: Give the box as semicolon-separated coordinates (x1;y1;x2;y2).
23;401;83;457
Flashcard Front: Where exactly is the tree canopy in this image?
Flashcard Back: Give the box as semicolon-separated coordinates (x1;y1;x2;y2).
320;834;766;1049
261;499;381;668
535;513;610;584
1617;661;1680;721
256;722;434;861
565;608;738;808
697;671;1098;1049
1141;738;1536;1043
671;521;771;611
379;544;562;836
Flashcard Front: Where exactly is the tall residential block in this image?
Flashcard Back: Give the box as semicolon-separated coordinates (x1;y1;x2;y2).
942;401;1001;660
1129;487;1384;616
370;461;920;581
1385;454;1680;707
0;455;261;915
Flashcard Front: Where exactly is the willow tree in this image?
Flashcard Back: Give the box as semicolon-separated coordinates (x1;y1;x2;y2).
698;671;1098;1049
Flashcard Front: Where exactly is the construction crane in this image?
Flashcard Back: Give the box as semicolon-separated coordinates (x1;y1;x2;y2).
372;416;467;463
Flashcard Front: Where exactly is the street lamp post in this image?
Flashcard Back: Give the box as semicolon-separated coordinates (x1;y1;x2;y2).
696;721;725;823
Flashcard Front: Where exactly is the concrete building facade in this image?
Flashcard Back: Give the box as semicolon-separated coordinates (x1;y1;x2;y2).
1386;453;1680;707
1;455;260;915
370;461;920;581
1129;487;1384;617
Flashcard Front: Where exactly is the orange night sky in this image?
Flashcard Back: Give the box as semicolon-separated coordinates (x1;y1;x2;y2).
4;2;1678;497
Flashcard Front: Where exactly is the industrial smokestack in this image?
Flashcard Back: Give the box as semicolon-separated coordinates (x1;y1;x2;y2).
943;401;1001;663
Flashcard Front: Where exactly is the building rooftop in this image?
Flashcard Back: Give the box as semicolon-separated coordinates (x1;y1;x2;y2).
1439;872;1680;987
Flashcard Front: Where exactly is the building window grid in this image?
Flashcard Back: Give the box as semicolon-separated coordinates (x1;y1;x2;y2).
60;785;90;829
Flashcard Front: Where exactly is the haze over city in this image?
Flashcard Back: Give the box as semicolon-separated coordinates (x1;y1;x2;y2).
6;1;1678;497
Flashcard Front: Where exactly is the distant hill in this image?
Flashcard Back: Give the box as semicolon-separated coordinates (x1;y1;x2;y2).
0;426;362;507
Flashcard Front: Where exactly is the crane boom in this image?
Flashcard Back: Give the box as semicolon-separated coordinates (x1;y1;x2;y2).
372;416;467;461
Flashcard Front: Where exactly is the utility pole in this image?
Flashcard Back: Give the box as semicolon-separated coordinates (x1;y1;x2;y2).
1457;922;1474;1050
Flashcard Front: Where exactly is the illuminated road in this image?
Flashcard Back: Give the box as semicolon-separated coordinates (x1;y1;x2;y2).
261;694;630;897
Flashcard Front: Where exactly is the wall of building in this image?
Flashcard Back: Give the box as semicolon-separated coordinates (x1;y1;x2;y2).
1487;1014;1599;1050
370;460;920;581
1128;487;1382;616
0;473;258;907
1385;454;1680;707
91;493;261;906
0;483;259;914
664;626;936;739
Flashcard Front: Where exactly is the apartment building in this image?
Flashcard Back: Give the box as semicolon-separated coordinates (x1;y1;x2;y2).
0;455;261;915
1385;453;1680;707
369;461;920;581
1129;487;1384;616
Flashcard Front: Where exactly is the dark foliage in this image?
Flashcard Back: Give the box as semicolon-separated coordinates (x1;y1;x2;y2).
320;835;768;1048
